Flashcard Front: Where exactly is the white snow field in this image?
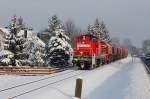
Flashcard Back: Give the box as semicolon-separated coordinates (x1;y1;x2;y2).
0;56;150;99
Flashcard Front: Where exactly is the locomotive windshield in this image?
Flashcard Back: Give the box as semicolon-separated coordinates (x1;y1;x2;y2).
79;35;98;43
90;35;97;42
91;36;97;42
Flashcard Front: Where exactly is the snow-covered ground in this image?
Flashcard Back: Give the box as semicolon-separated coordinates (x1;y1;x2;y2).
0;56;150;99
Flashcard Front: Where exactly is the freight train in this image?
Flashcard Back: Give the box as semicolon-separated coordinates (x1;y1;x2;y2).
73;34;128;70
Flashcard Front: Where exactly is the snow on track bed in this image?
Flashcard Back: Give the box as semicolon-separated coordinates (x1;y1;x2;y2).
0;70;84;99
0;56;150;99
88;57;150;99
124;58;150;99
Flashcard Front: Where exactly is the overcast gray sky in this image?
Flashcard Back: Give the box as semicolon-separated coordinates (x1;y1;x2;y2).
0;0;149;47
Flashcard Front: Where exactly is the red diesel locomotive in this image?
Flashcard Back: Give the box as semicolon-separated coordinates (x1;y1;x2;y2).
73;34;128;70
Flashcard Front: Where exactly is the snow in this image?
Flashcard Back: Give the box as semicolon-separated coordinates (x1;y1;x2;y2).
0;27;10;35
1;58;11;64
18;30;45;47
0;50;13;56
49;37;72;54
21;30;45;66
46;28;73;66
0;27;45;49
125;58;150;99
0;56;149;99
0;27;45;66
0;28;10;51
0;50;14;65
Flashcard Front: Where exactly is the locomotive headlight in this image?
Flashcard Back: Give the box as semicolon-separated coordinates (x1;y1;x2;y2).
73;58;78;61
72;57;78;63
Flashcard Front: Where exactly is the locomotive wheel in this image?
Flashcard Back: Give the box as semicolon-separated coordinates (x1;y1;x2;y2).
96;59;100;67
100;59;103;66
107;60;109;64
102;59;105;65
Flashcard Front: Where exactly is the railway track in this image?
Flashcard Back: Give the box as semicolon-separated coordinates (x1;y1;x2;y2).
140;57;150;74
0;70;75;93
0;69;87;99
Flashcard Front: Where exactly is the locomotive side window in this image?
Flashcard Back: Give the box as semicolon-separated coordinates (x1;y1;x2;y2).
80;36;86;40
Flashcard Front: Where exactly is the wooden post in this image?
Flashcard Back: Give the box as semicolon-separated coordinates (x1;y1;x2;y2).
75;78;83;99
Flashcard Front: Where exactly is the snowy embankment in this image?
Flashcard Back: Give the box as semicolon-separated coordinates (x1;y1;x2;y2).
0;56;149;99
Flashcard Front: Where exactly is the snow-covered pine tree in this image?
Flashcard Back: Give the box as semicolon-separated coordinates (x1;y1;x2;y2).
0;15;17;66
0;28;12;66
47;15;63;49
10;28;26;66
48;15;61;33
46;16;73;67
9;15;17;30
0;30;15;66
92;18;111;43
0;28;6;51
27;41;45;67
17;16;25;30
46;28;73;67
0;15;45;67
104;31;111;43
38;15;62;46
93;18;102;38
0;15;28;66
0;50;14;66
100;21;111;42
87;24;98;39
87;24;94;35
24;30;45;67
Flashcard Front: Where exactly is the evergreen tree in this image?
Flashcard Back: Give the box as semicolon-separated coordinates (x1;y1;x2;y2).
0;15;28;66
93;18;102;38
87;24;92;33
17;16;25;30
13;29;27;66
0;50;14;66
38;15;62;44
100;21;108;41
28;42;45;66
1;28;27;66
9;15;17;30
46;16;73;67
48;15;61;33
46;28;73;67
22;30;45;67
1;31;15;66
89;18;111;43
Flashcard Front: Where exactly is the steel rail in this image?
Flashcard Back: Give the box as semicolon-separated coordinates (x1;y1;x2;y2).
0;69;75;93
8;71;87;99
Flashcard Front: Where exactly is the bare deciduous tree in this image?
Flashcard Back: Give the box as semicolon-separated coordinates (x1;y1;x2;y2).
64;19;82;47
111;37;120;46
142;39;150;53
